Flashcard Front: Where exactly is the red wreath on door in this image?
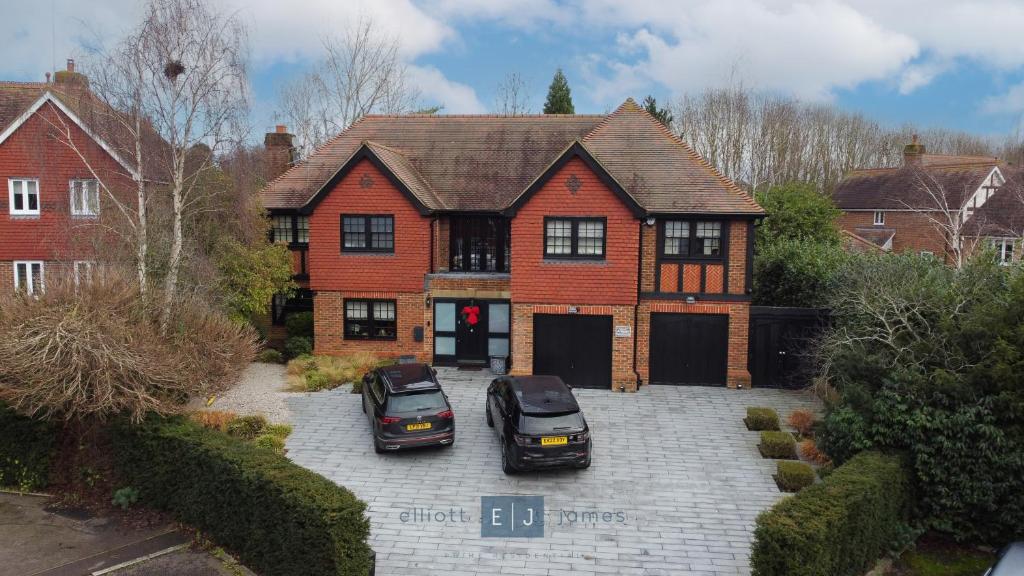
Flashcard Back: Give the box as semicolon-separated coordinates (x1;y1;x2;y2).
461;305;480;328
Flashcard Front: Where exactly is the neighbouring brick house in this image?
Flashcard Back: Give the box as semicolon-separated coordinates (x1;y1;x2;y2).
0;60;137;295
261;99;763;390
962;169;1024;265
833;136;1005;261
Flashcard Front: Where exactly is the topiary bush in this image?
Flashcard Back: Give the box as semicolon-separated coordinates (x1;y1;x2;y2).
0;403;57;491
226;415;267;440
745;407;780;431
775;461;815;492
751;452;912;576
284;336;313;360
759;431;797;459
111;415;373;576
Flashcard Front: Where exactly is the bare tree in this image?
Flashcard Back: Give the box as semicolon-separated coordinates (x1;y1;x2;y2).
84;0;250;332
493;72;531;116
277;17;420;158
901;166;990;269
672;85;1006;194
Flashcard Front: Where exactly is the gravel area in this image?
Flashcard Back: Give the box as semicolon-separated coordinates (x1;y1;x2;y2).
191;362;294;424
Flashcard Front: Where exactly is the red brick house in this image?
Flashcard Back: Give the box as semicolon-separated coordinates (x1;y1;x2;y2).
833;137;1005;261
0;61;137;295
261;99;763;390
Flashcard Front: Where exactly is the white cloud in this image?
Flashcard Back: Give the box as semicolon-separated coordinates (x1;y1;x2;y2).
982;82;1024;115
898;60;952;95
407;65;487;113
586;1;919;102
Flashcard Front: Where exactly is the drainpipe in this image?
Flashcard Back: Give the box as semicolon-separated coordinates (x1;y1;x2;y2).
632;219;644;389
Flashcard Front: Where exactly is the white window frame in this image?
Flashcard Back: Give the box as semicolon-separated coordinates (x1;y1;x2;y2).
69;179;100;217
13;261;44;294
992;238;1015;266
73;260;96;285
8;178;40;216
873;211;885;226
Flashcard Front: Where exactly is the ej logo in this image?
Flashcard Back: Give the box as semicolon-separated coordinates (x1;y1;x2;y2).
480;496;544;538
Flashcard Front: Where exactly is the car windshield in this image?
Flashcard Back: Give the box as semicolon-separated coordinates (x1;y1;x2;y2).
519;412;584;434
387;391;446;414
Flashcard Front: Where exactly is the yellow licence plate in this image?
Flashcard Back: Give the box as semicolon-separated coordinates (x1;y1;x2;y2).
406;422;432;431
541;436;568;446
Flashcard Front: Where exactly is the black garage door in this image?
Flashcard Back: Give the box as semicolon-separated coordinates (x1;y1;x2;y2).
533;314;612;389
649;313;728;386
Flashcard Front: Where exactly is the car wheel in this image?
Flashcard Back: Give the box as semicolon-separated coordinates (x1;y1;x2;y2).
485;403;494;427
501;442;516;475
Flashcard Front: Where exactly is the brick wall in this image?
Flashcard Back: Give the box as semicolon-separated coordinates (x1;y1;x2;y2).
728;221;749;295
0;102;133;263
838;211;949;259
307;159;431;293
314;290;429;361
636;299;752;389
639;223;657;292
510;157;639;305
433;217;449;272
0;261;12;293
509;303;638;391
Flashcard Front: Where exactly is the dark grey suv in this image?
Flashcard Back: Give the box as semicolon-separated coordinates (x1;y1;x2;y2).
362;364;454;453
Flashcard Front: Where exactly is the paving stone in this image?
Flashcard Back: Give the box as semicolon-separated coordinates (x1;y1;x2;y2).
286;368;819;576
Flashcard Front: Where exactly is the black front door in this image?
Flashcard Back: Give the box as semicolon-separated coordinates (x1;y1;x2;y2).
455;299;488;363
649;313;728;386
533;314;612;389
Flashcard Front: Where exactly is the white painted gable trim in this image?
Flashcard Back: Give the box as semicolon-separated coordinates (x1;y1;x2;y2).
0;91;139;180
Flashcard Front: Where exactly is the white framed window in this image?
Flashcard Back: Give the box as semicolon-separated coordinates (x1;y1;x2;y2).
873;211;885;226
13;261;44;294
8;178;40;216
991;238;1015;265
920;251;934;259
73;261;95;285
70;179;100;217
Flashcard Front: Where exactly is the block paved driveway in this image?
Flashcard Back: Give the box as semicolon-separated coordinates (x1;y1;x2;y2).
286;368;819;576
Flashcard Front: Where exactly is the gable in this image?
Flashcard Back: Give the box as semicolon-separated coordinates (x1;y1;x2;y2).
0;92;138;179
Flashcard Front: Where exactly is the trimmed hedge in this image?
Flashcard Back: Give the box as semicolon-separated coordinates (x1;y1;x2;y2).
746;407;780;431
0;403;56;491
775;461;815;492
112;416;373;576
751;451;911;576
759;431;797;459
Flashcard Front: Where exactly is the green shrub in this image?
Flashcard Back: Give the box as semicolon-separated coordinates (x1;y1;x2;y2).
751;452;911;576
817;462;835;479
350;380;363;394
254;434;286;454
112;486;140;510
776;461;815;492
257;349;284;364
285;312;314;339
304;371;333;392
745;407;780;431
226;415;267;440
284;336;313;359
760;431;797;459
111;415;373;576
0;403;56;491
265;424;292;439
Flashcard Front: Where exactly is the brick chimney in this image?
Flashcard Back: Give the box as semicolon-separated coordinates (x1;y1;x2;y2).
264;125;295;180
53;58;88;89
903;134;926;166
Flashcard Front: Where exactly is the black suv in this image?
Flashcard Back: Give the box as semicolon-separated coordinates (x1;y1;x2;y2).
362;364;454;453
486;375;591;474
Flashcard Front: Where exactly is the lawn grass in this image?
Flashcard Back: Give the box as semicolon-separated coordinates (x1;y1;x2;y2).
896;534;995;576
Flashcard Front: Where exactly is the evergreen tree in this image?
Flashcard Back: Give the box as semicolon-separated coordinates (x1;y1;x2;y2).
543;69;575;114
643;95;673;127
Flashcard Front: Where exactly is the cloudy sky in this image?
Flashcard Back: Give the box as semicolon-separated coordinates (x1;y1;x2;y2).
4;0;1024;138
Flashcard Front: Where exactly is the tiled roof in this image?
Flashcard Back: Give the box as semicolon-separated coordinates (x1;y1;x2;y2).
0;82;50;135
262;99;763;216
833;162;999;210
964;170;1024;237
852;227;896;249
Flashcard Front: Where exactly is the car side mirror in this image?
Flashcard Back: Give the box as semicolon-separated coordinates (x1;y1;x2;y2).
431;368;438;377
